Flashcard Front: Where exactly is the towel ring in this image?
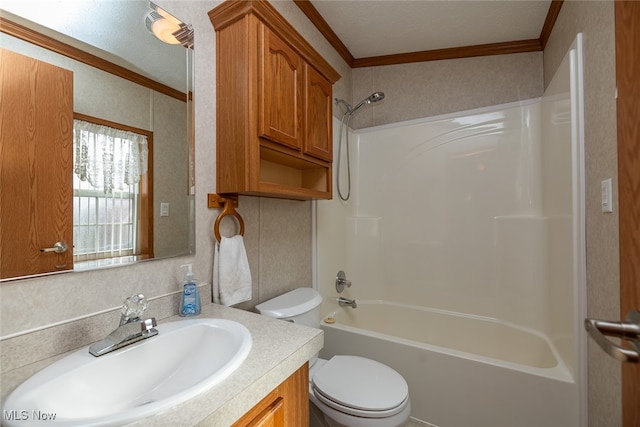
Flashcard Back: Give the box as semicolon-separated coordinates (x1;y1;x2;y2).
213;198;245;242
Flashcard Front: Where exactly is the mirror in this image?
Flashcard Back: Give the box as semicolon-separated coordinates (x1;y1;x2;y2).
0;1;195;281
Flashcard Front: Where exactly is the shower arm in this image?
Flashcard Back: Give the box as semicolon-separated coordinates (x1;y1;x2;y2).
335;98;353;115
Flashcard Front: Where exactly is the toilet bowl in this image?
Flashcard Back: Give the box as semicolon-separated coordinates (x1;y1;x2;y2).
255;288;411;427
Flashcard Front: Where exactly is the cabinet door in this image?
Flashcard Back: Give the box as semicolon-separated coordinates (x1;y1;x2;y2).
246;397;285;427
259;26;303;151
232;364;308;427
304;65;333;162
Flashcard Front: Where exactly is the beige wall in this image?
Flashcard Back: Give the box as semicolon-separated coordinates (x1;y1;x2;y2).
350;51;543;129
152;91;191;259
544;2;621;426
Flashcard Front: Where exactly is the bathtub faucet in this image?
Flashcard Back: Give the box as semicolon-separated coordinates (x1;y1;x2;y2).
338;296;357;309
335;270;352;293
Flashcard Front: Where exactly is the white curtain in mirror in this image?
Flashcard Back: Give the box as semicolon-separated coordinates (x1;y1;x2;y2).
73;119;148;194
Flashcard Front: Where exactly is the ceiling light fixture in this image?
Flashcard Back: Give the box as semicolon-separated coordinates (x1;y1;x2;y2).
145;2;190;46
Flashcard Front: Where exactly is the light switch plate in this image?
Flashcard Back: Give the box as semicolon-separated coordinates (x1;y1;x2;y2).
601;178;613;213
160;202;170;217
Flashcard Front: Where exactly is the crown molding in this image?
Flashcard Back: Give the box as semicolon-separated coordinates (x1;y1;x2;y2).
0;17;186;101
294;0;563;68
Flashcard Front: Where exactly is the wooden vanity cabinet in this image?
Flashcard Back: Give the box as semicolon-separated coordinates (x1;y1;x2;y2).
209;0;340;200
232;363;309;427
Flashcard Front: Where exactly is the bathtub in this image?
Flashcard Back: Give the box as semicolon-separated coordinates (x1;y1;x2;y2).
320;301;579;427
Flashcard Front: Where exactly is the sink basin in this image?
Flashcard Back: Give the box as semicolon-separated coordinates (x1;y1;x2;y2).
2;318;252;426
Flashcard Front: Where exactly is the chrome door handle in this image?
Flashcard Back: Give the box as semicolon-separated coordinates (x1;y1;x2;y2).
585;310;640;363
40;241;68;254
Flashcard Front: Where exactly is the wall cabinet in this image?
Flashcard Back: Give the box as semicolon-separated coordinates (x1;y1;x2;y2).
209;0;340;200
232;363;309;427
260;27;303;152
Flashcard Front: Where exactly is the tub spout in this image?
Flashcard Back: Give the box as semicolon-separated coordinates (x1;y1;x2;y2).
338;296;357;309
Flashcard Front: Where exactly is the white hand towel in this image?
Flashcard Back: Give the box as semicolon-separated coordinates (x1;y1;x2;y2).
212;235;252;306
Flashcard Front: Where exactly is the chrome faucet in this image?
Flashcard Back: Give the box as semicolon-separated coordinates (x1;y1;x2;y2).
89;294;158;357
338;296;357;309
335;270;352;293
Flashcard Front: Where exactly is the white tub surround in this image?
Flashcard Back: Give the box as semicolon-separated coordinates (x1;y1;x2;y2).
1;303;322;426
316;35;585;427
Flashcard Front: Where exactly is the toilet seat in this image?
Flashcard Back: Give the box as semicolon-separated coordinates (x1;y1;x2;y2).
311;355;409;418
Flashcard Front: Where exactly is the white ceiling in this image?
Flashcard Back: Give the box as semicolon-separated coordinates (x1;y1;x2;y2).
308;0;552;58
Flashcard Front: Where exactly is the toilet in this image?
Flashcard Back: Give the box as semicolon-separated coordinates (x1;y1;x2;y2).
255;288;411;427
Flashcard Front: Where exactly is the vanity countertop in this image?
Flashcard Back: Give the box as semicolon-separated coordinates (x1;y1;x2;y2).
0;303;323;426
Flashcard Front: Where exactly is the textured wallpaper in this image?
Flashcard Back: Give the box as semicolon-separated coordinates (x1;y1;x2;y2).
544;1;621;425
350;51;543;129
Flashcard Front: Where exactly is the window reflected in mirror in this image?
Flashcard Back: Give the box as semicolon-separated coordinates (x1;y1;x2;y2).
72;115;153;269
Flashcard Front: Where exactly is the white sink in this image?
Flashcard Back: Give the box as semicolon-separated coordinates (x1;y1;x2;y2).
2;318;252;426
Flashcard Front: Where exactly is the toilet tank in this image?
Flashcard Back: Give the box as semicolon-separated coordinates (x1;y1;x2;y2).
255;288;323;329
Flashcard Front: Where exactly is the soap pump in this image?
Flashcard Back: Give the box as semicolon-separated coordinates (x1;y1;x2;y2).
179;263;201;316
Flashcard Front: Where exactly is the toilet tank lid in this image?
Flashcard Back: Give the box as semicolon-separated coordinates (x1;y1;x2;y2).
255;288;322;318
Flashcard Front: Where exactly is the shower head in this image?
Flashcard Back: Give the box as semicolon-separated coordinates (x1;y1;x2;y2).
351;91;385;113
369;91;385;102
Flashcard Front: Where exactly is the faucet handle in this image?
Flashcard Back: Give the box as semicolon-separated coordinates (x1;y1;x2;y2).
120;294;149;325
335;270;352;293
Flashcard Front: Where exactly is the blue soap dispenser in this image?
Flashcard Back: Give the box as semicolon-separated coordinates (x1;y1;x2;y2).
179;263;201;316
